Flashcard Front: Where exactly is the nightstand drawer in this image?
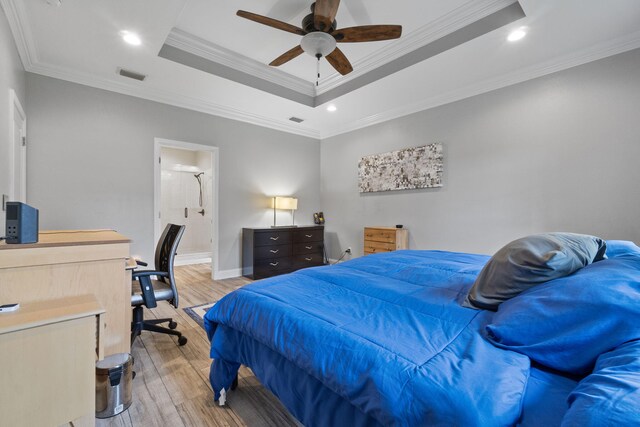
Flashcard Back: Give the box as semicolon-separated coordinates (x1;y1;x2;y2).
294;229;323;243
364;228;397;243
254;231;292;246
294;242;323;255
363;226;408;256
255;244;292;260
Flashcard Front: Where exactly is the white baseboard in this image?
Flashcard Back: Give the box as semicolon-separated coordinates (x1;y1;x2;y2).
214;268;243;280
175;252;212;266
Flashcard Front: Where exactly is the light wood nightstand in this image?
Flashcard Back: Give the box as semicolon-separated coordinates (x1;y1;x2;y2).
364;227;408;255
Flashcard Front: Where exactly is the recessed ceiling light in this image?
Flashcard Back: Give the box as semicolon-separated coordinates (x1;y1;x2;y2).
122;31;142;46
507;28;527;42
327;105;337;112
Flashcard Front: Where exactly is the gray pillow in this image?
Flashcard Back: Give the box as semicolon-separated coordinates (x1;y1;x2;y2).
463;233;607;311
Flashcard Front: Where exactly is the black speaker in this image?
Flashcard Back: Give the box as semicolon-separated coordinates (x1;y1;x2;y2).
5;202;39;244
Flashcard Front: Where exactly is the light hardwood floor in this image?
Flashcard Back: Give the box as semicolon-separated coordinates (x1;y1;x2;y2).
97;264;301;427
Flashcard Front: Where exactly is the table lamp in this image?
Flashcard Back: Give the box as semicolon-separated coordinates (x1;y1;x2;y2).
272;196;298;228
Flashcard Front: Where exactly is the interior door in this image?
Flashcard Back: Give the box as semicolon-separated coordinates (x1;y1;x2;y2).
10;90;27;203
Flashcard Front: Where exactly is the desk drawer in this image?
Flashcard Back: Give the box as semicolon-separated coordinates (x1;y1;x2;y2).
254;231;292;246
255;244;292;260
294;229;323;243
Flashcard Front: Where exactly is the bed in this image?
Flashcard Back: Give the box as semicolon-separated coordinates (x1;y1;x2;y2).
204;238;640;426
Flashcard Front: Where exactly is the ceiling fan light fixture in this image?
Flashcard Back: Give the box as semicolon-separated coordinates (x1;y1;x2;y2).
300;32;336;57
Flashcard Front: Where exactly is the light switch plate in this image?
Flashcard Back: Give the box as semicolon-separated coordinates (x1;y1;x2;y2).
2;194;7;211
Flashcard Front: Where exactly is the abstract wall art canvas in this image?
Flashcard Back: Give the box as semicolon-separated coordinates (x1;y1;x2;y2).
358;143;443;193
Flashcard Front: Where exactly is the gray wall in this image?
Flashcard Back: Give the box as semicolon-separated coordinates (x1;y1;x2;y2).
0;4;26;225
321;49;640;259
26;74;321;273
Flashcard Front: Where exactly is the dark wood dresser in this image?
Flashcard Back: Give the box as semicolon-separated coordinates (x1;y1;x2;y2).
242;226;325;279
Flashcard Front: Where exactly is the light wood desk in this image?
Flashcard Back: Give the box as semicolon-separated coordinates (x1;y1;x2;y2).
0;295;104;427
0;230;132;355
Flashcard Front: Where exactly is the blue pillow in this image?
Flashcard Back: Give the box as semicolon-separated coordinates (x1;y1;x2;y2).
464;233;607;310
486;248;640;375
605;240;640;258
561;339;640;426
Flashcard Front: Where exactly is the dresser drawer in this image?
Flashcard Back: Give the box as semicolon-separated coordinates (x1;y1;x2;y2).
254;244;292;260
254;231;292;246
294;253;324;268
254;257;292;278
364;240;397;253
243;226;325;279
293;229;323;243
294;242;323;255
364;227;397;243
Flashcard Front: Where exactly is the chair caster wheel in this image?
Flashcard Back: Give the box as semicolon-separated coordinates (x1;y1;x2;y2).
178;336;188;346
168;321;178;329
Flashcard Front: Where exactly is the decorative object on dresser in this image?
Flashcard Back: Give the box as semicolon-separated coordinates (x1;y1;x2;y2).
364;226;408;255
271;196;298;227
358;143;443;193
243;226;325;279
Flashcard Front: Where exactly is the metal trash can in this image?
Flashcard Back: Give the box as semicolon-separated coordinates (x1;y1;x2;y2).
95;353;133;418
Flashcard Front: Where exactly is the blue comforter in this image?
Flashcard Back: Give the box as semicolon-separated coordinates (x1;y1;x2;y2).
204;246;640;426
205;251;531;426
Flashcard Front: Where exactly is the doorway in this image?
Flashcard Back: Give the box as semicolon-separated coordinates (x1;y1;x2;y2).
154;139;219;277
9;89;26;202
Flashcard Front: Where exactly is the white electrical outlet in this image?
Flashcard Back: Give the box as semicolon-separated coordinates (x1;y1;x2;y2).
346;247;352;254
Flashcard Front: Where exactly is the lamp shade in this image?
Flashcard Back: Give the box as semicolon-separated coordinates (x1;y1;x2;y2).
274;196;298;210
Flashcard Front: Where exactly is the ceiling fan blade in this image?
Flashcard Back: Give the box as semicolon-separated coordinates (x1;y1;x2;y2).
270;45;304;66
237;10;306;36
333;25;402;43
314;0;341;32
326;47;353;75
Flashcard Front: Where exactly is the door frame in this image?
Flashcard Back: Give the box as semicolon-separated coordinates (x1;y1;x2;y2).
154;138;221;280
9;89;27;202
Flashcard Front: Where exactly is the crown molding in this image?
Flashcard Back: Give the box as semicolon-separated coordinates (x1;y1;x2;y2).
5;0;639;142
320;29;640;139
165;28;316;97
316;0;518;94
27;62;320;139
164;0;518;98
0;0;39;68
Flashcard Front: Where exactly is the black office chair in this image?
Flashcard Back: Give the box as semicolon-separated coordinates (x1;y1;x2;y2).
131;223;187;346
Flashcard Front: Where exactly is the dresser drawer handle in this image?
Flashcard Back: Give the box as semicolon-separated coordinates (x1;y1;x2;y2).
305;257;313;261
270;262;279;267
305;246;313;250
305;234;313;238
270;236;279;241
270;249;279;254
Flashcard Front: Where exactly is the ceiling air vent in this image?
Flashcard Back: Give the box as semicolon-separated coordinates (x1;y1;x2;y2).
289;117;304;123
117;68;146;82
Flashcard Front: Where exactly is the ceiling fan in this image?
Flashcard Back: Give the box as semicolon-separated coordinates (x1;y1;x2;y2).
236;0;402;77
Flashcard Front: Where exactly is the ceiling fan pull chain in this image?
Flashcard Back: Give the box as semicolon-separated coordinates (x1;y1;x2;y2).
316;54;321;87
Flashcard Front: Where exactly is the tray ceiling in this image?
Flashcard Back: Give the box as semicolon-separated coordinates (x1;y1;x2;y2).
2;0;640;139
